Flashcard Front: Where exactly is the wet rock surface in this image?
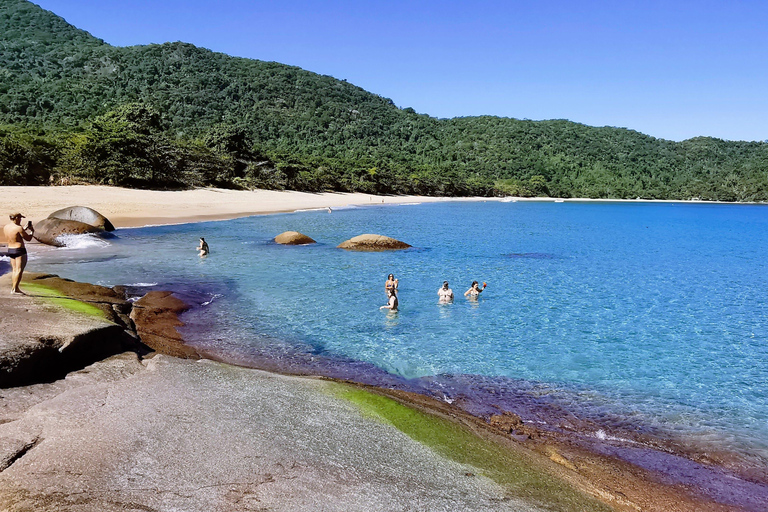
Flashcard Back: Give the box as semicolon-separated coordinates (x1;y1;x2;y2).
130;291;201;359
32;218;105;247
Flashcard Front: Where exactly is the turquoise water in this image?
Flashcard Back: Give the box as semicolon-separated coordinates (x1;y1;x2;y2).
30;201;768;463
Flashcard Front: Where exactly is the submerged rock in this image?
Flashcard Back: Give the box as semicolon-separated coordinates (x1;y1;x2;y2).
130;291;201;359
337;234;411;251
48;205;115;231
32;218;105;247
275;231;316;245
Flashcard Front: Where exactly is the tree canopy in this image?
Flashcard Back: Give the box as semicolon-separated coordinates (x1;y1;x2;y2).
1;0;767;199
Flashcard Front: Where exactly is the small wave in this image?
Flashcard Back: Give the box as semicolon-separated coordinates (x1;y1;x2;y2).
506;252;557;259
594;429;636;444
201;293;223;306
124;282;159;287
293;207;328;213
55;233;111;249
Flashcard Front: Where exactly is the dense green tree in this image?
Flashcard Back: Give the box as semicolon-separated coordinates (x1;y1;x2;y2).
0;0;767;198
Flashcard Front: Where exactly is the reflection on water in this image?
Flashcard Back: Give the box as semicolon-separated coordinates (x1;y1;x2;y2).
383;310;399;328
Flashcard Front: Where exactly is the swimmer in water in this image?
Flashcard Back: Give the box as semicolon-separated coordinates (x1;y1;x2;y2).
197;237;209;257
3;213;34;294
464;280;487;298
437;281;454;303
385;273;398;298
380;289;398;311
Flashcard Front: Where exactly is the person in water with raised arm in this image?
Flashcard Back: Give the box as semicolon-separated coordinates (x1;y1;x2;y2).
385;273;398;298
3;213;34;294
464;280;487;298
438;281;454;303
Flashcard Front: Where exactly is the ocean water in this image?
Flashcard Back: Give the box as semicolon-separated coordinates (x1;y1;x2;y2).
29;201;768;465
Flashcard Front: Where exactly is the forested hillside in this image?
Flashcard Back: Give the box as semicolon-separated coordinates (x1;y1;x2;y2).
2;0;767;199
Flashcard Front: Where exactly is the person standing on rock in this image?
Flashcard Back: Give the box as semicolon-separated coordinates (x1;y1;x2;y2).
3;213;34;294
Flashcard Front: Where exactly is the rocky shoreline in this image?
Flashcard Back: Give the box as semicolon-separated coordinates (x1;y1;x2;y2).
0;270;765;511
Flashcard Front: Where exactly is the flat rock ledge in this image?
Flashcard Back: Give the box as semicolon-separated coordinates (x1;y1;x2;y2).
0;273;137;387
337;233;411;251
0;273;197;387
274;230;316;245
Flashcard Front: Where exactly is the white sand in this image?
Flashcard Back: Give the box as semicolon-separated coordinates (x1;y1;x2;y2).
0;185;490;241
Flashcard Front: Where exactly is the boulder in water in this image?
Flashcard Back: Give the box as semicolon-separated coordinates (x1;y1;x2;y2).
274;231;316;245
48;206;115;232
33;218;105;247
337;234;411;251
130;291;201;359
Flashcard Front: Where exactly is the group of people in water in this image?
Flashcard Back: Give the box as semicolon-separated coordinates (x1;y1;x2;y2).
192;237;485;314
5;218;484;313
380;273;486;312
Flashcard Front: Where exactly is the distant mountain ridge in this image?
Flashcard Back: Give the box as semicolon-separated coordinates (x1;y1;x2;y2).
1;0;767;199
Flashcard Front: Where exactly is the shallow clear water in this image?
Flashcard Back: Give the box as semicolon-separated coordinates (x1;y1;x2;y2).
28;201;768;460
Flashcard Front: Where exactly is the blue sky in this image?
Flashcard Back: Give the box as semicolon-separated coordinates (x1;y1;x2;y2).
31;0;768;142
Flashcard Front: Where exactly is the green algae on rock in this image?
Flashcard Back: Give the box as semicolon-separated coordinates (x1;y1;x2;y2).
331;384;614;512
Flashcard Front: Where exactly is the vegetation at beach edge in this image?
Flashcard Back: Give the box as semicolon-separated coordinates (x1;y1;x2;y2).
332;384;614;512
1;0;768;200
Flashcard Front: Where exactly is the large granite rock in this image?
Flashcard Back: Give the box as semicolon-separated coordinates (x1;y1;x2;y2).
130;291;201;359
32;218;105;247
338;234;411;251
0;355;538;512
0;273;135;387
48;206;115;232
274;231;316;245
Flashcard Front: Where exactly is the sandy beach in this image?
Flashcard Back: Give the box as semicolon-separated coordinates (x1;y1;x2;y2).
0;185;482;232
